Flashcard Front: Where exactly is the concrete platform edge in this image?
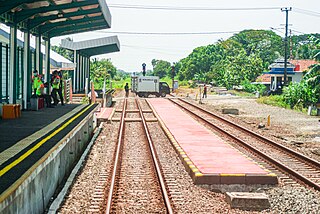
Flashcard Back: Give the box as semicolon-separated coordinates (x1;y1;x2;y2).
0;105;98;214
48;122;103;213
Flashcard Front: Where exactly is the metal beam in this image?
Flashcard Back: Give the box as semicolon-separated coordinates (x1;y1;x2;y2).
27;7;101;29
0;0;43;15
0;42;2;102
15;0;99;23
45;39;50;93
23;31;30;109
39;15;104;34
35;35;41;74
48;21;106;38
9;25;17;104
73;50;77;93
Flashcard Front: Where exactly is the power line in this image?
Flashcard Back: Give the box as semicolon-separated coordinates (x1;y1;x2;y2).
122;45;182;56
108;4;281;11
293;8;320;17
270;27;285;34
96;30;240;35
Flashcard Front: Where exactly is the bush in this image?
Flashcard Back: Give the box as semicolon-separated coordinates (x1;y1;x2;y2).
283;81;318;108
241;80;267;94
257;95;289;108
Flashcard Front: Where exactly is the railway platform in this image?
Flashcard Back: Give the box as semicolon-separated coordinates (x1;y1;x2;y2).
0;104;98;213
148;98;278;185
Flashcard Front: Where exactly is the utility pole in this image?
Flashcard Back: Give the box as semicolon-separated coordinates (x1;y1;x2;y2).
281;7;292;86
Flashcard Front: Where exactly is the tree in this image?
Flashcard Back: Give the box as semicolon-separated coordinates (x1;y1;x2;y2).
291;34;320;60
51;37;74;61
229;30;283;69
90;58;117;89
152;59;171;78
283;35;320;108
179;44;225;82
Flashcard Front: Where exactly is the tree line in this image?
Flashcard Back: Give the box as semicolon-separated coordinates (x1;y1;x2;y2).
151;29;320;108
51;30;319;108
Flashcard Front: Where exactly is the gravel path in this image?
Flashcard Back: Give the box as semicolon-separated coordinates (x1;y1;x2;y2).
58;93;320;213
178;93;320;162
58;122;118;213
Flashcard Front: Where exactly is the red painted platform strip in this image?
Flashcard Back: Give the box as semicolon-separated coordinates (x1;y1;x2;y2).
148;98;268;175
96;107;113;120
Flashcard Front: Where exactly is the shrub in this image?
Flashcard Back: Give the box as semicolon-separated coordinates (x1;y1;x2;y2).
257;95;289;108
241;80;267;94
283;81;318;108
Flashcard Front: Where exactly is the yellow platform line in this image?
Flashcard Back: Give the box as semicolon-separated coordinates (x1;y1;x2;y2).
0;104;93;177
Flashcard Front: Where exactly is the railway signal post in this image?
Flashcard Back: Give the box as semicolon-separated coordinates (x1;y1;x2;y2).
142;63;146;76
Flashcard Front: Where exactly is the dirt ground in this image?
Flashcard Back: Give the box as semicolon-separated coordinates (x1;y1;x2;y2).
173;87;320;161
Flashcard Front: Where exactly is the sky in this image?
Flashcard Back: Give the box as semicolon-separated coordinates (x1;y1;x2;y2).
49;0;320;73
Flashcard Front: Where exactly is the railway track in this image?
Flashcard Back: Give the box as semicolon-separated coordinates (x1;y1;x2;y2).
105;97;173;213
169;98;320;191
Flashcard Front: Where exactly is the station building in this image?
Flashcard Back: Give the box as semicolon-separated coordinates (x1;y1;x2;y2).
0;0;119;110
0;1;120;213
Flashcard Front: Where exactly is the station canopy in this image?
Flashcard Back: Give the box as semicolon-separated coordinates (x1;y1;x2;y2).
0;0;111;39
61;36;120;57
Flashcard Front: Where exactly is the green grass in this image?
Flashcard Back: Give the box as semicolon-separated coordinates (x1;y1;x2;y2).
112;77;131;89
228;90;256;97
257;95;290;109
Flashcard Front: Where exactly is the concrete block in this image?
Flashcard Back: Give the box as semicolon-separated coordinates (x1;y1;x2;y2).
226;192;270;210
222;108;239;115
246;174;278;185
194;174;220;184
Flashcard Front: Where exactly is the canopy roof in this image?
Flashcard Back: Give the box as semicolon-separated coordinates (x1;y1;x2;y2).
61;36;120;57
0;0;111;39
0;27;75;70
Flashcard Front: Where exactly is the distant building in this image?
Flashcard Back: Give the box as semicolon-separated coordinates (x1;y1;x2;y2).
289;59;318;82
256;58;317;91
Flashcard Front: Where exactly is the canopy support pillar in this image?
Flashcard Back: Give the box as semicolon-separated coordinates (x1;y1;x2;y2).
35;35;41;74
45;39;51;92
23;31;31;109
9;25;18;104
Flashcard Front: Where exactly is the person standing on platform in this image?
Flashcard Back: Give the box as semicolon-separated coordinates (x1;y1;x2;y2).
32;70;41;96
124;83;129;97
57;70;64;105
51;71;63;105
202;84;207;98
37;81;54;108
51;71;64;105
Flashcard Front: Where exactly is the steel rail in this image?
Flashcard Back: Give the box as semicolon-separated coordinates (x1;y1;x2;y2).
105;98;127;213
170;98;320;191
178;98;320;169
135;98;174;214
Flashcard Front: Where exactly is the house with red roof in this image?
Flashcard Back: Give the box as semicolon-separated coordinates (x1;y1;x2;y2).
255;59;317;91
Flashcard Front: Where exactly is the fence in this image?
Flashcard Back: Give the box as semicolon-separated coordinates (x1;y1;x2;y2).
0;42;36;104
64;78;72;103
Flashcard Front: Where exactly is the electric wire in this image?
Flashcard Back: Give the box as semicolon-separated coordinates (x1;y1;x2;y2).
293;8;320;18
96;30;240;36
108;4;281;11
